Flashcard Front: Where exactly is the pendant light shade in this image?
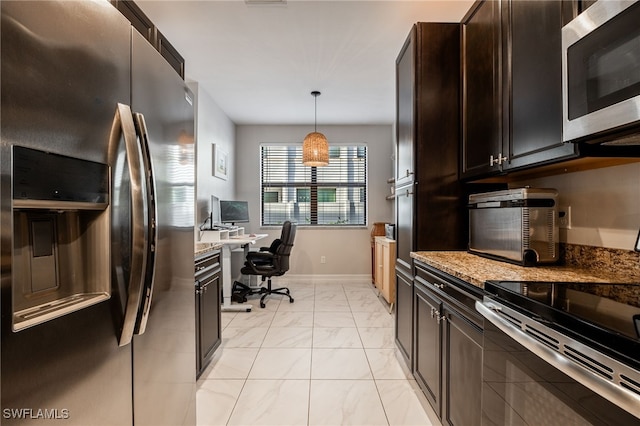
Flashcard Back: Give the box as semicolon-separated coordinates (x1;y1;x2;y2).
303;91;329;166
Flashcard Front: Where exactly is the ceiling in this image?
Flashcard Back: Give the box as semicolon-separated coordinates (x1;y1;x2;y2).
137;0;474;126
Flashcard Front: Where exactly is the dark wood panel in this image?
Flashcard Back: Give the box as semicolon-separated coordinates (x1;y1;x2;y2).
414;281;442;417
504;0;578;171
395;185;414;269
395;267;414;366
396;29;415;187
462;0;502;178
195;251;221;378
113;0;155;43
414;24;468;251
157;29;185;79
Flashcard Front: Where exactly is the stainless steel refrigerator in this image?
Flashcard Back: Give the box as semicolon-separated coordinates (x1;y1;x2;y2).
1;1;196;424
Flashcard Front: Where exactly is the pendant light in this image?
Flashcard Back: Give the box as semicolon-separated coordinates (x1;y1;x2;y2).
302;91;329;167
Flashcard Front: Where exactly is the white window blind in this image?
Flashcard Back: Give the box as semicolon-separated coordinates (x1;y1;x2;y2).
260;145;367;226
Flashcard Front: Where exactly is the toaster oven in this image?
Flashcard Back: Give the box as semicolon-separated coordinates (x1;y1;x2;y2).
468;188;558;266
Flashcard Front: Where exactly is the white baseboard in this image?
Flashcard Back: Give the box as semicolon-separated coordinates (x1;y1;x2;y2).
279;274;371;283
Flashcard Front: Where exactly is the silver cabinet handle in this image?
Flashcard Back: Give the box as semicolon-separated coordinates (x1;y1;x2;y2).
110;103;147;347
427;280;445;290
489;153;507;166
430;307;446;324
132;112;158;336
405;169;414;177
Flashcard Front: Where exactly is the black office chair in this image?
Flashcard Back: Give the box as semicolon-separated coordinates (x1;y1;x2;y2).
239;221;296;308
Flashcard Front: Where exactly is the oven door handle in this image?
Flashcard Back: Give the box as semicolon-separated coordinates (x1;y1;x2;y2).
476;300;640;419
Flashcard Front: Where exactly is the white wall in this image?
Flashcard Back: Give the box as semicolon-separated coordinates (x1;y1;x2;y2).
512;162;640;250
235;124;395;275
189;82;236;233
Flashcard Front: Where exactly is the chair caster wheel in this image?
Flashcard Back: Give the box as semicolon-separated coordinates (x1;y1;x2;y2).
289;298;294;303
260;302;266;308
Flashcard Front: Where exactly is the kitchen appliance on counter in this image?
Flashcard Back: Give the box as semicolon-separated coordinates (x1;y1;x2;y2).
1;1;195;424
477;280;640;424
468;188;558;266
562;0;640;146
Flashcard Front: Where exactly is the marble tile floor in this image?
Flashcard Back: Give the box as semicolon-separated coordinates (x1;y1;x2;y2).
196;277;441;426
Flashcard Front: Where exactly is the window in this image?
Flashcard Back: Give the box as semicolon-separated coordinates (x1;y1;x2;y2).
260;145;367;226
263;191;279;203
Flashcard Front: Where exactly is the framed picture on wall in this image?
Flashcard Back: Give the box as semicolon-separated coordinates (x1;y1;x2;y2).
213;144;228;180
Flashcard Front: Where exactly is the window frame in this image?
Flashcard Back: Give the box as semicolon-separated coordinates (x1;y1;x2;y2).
259;143;368;228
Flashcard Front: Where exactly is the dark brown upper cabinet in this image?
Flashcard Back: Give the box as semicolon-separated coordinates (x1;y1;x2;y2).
112;0;185;79
461;0;502;179
461;0;579;180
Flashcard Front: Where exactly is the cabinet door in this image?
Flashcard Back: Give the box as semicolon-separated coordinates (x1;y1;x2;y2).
395;267;413;366
395;186;414;270
374;239;383;290
503;0;578;170
462;0;502;179
396;27;415;187
381;241;396;304
198;273;221;366
414;283;442;417
442;305;483;426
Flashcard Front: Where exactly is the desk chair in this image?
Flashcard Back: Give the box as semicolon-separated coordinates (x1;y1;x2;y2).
239;221;296;308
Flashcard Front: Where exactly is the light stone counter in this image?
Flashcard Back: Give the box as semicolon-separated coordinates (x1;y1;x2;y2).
195;242;222;257
411;250;640;289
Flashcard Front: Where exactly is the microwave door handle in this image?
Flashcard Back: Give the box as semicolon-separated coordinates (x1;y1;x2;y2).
132;112;157;336
110;103;149;347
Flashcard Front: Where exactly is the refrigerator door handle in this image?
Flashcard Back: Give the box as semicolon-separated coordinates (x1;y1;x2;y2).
110;103;149;347
132;112;158;335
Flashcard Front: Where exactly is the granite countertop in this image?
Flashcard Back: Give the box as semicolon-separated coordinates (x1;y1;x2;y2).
195;242;222;257
411;250;640;289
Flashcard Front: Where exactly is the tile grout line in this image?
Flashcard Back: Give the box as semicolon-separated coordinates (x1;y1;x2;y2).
307;282;316;426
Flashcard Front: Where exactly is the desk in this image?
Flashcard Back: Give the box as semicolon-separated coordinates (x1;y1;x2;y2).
217;234;268;312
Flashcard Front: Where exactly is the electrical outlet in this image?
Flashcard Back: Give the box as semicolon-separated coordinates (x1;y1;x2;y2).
320;256;326;264
558;206;572;229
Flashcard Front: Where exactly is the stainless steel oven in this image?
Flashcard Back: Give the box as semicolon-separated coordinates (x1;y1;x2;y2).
477;281;640;425
562;0;640;144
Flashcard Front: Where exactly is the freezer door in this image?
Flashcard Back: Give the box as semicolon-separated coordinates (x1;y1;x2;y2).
130;31;196;426
1;1;134;424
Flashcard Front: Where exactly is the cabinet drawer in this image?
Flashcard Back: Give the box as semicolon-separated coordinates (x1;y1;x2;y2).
414;261;484;329
195;250;220;279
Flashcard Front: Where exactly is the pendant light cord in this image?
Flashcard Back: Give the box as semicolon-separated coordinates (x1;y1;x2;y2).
311;90;321;132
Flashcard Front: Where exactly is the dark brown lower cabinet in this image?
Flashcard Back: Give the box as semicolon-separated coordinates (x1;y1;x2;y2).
414;261;484;426
414;283;441;416
195;250;222;378
395;265;414;367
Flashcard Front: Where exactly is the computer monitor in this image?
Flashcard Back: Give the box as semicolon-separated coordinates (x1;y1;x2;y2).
219;200;250;225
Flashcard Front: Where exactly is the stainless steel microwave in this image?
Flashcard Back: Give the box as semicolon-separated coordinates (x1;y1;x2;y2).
562;0;640;145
